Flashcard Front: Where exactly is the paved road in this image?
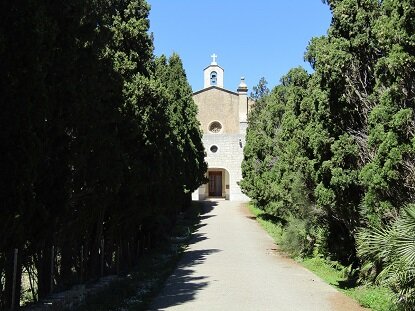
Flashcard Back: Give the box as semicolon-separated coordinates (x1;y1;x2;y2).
149;200;367;311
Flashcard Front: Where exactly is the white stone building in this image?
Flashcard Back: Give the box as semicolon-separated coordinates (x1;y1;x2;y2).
191;55;254;201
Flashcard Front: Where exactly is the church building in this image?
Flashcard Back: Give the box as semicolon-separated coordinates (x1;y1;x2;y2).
191;55;254;201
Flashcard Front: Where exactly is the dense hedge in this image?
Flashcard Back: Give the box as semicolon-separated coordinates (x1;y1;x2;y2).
0;1;207;309
241;0;414;307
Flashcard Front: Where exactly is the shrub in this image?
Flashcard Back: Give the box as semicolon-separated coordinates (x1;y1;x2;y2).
357;204;415;310
280;217;313;257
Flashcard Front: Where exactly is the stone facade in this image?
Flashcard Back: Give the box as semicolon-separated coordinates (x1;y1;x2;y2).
193;87;240;134
192;55;254;201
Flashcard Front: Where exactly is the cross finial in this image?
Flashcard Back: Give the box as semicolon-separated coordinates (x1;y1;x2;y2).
211;53;218;64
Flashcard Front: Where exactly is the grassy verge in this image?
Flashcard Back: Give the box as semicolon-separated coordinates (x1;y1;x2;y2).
300;257;396;311
248;204;283;244
76;203;201;311
248;204;396;311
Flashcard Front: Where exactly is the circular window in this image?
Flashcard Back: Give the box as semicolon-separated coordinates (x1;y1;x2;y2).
210;145;218;153
209;121;222;133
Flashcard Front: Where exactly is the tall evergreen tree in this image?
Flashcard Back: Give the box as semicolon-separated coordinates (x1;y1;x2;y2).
0;0;207;307
242;0;414;270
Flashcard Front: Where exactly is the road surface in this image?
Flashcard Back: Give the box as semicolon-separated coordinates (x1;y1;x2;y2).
149;200;367;311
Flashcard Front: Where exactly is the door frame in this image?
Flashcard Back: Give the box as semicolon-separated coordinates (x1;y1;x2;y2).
208;171;223;197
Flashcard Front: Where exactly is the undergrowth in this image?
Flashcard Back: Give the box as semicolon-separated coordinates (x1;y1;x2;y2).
75;202;202;311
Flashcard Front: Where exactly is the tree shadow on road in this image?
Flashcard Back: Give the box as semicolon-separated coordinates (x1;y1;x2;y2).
148;246;221;310
193;200;219;216
148;201;221;310
199;214;215;221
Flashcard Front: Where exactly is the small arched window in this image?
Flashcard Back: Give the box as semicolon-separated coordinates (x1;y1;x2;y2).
210;71;217;86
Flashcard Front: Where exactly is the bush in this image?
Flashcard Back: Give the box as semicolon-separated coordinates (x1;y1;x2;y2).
280;217;313;257
357;204;415;310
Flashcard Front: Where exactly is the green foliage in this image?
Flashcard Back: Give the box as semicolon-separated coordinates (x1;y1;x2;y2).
359;0;415;226
302;256;396;311
357;205;415;309
0;0;206;308
280;217;310;257
241;68;313;216
242;0;414;308
247;204;284;244
153;54;207;193
250;77;270;101
78;201;202;311
347;286;397;311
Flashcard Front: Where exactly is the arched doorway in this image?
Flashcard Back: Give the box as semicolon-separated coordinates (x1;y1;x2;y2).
193;168;230;200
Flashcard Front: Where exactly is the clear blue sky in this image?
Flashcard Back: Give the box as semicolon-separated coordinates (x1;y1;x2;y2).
147;0;332;93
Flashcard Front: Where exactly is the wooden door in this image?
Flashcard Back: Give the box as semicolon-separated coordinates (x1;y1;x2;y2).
208;171;222;197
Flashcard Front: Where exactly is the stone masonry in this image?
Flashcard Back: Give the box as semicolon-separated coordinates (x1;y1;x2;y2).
191;55;252;201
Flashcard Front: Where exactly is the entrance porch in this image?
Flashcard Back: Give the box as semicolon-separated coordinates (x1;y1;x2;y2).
193;168;230;200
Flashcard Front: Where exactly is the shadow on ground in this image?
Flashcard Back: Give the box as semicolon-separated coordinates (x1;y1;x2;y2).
193;200;218;215
246;210;287;226
148;201;221;310
148;243;221;309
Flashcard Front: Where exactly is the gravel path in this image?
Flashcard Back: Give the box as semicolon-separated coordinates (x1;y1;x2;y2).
149;200;367;311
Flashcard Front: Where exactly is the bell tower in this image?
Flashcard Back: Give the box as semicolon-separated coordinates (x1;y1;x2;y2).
204;53;224;88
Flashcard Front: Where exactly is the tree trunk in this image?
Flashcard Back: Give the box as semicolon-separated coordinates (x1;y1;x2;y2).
36;244;52;300
4;249;22;310
59;242;73;289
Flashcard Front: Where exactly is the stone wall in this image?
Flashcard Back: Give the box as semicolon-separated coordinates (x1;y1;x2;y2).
193;88;240;134
191;83;252;202
192;133;249;202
